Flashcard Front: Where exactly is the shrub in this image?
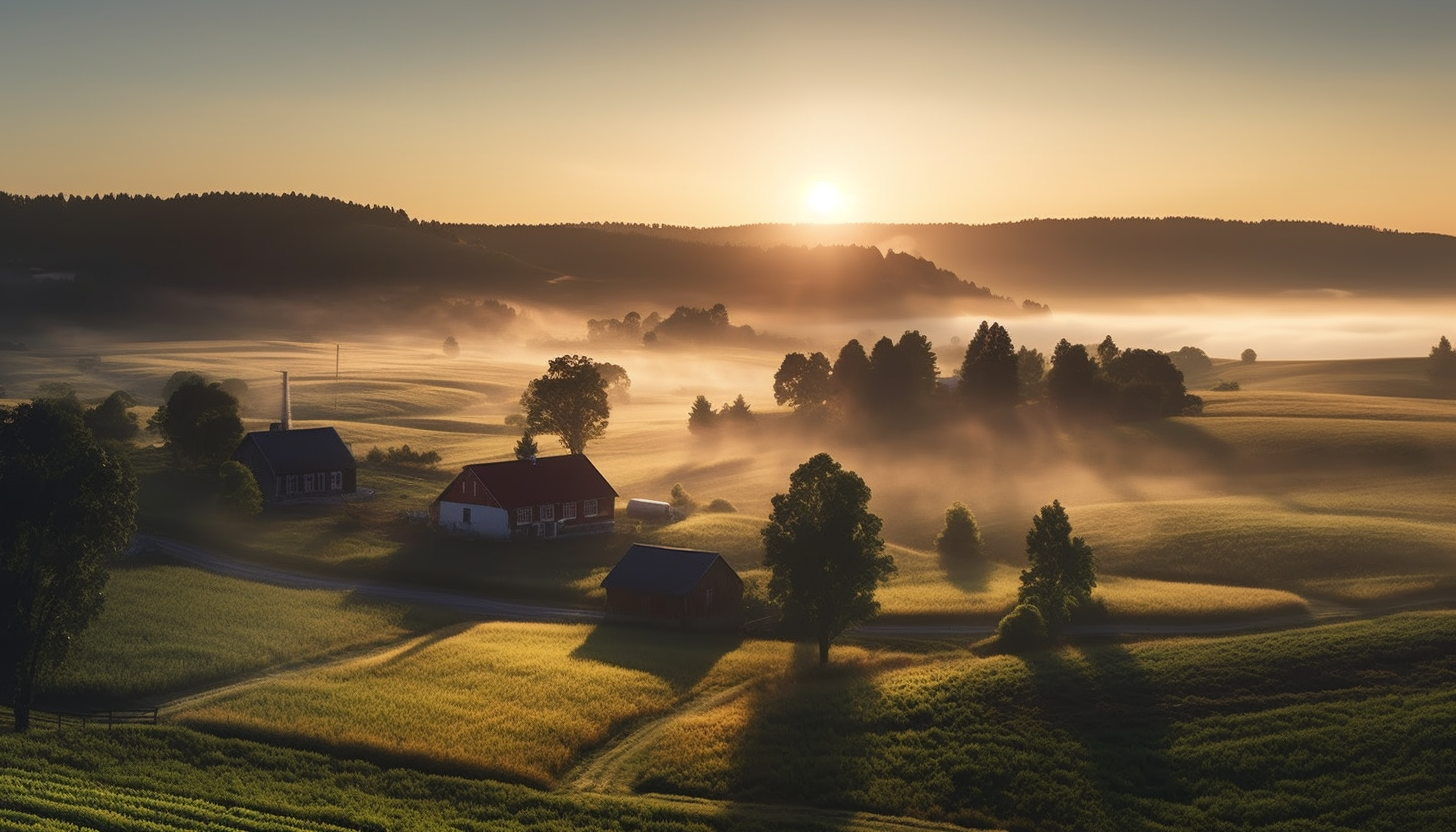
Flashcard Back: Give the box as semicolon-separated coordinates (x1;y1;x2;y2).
1241;348;1257;363
935;502;983;558
1212;379;1241;391
996;603;1048;651
702;498;737;513
362;444;441;469
217;460;263;517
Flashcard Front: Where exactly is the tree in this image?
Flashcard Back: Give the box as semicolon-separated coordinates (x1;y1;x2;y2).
1429;337;1456;388
84;390;140;444
773;352;833;411
1017;500;1096;634
761;453;895;665
150;377;244;469
160;370;206;403
720;394;754;425
443;335;460;357
935;502;983;558
1169;345;1214;376
1047;339;1107;416
513;432;539;460
594;362;632;404
217;460;262;517
830;338;872;407
1016;346;1047;399
687;395;717;434
958;321;1019;409
521;355;609;455
1104;348;1190;421
1;399;137;731
1241;348;1258;363
1096;335;1120;367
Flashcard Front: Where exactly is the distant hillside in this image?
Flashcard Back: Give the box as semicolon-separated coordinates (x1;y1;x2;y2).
0;193;1010;336
629;218;1456;305
446;223;1010;313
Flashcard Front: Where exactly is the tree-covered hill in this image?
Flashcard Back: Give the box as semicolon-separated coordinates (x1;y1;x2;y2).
632;217;1456;304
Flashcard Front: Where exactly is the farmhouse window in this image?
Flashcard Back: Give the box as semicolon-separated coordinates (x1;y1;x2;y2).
517;507;532;524
286;474;298;494
304;474;315;492
540;505;555;522
584;499;599;518
562;502;577;520
331;471;342;490
463;507;472;524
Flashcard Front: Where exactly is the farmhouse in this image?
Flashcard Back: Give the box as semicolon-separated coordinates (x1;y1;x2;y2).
431;454;617;540
232;426;357;504
600;544;743;630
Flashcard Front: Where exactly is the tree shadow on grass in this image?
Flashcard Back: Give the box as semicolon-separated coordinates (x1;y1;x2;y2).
570;622;741;695
939;552;993;594
1019;643;1185;830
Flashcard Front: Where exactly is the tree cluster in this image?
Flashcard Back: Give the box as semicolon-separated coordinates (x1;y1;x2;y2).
687;394;756;434
589;303;760;347
1048;337;1203;420
149;376;245;469
363;444;442;469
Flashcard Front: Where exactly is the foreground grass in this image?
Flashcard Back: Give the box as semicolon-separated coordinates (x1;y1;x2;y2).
0;728;883;832
635;611;1456;831
172;623;790;787
39;563;435;709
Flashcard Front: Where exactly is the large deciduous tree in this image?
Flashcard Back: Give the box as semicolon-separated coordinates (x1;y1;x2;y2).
762;453;895;665
1017;500;1096;634
150;377;244;469
1;399;137;731
521;354;610;455
773;351;833;412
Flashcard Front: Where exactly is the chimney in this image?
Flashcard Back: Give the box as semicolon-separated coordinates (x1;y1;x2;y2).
280;371;292;431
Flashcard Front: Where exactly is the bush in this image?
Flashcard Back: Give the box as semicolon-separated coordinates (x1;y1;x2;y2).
1241;348;1257;363
669;483;697;515
217;460;263;517
702;498;737;513
935;502;983;558
1212;379;1241;391
362;444;441;468
996;604;1048;651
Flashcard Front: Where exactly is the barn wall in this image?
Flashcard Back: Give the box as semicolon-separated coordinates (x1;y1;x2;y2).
437;501;510;540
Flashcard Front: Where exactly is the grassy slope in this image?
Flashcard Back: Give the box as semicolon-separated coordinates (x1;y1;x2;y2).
635;612;1456;832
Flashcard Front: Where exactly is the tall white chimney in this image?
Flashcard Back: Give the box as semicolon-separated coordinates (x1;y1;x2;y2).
280;371;292;431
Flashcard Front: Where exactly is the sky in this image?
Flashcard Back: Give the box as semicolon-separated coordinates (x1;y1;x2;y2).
1;0;1452;233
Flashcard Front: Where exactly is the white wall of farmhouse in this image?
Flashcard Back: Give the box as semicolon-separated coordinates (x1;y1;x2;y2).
437;500;510;540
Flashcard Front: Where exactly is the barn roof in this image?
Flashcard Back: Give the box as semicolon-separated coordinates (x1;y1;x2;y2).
601;544;736;597
458;454;617;507
236;427;355;474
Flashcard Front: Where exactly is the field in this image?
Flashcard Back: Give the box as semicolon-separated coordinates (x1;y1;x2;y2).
5;334;1456;829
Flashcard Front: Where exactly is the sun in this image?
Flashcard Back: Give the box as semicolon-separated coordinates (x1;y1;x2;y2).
805;180;843;216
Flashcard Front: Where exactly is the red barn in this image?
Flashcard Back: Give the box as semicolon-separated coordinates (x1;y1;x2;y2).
430;454;617;540
600;544;743;630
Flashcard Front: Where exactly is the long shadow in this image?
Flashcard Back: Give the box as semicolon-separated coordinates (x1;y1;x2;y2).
1020;643;1182;830
570;622;741;695
939;551;992;594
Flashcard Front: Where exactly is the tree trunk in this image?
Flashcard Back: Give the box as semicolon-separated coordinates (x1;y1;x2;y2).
818;635;830;666
13;672;33;732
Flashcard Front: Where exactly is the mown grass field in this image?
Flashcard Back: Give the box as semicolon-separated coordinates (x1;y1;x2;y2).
38;562;455;709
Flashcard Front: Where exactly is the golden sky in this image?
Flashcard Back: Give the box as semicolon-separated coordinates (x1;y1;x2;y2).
2;1;1452;233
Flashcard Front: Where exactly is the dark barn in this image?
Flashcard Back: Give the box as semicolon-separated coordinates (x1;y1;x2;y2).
600;544;743;630
232;426;357;504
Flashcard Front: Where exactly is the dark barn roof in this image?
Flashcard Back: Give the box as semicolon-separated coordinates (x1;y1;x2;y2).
601;544;735;597
236;427;354;474
451;454;617;507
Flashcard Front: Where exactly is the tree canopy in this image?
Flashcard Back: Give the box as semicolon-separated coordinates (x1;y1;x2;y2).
521;355;610;455
773;351;833;411
935;502;984;558
150;377;244;469
958;320;1019;409
1017;500;1096;634
1;398;137;731
761;453;895;665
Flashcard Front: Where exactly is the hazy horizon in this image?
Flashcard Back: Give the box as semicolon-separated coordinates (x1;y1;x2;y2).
2;1;1452;235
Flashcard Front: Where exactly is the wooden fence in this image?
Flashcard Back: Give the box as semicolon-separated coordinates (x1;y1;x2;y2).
1;706;157;730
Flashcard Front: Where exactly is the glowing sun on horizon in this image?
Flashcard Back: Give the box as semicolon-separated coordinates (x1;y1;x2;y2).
805;180;844;216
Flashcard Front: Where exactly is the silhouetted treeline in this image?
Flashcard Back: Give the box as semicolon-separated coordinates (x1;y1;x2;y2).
632;217;1456;301
452;223;1010;313
767;323;1201;430
589;303;788;348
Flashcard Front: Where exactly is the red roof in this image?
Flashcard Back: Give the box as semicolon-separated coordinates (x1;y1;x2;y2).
436;454;617;508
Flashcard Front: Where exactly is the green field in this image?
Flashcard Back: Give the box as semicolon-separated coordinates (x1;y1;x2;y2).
6;336;1456;830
